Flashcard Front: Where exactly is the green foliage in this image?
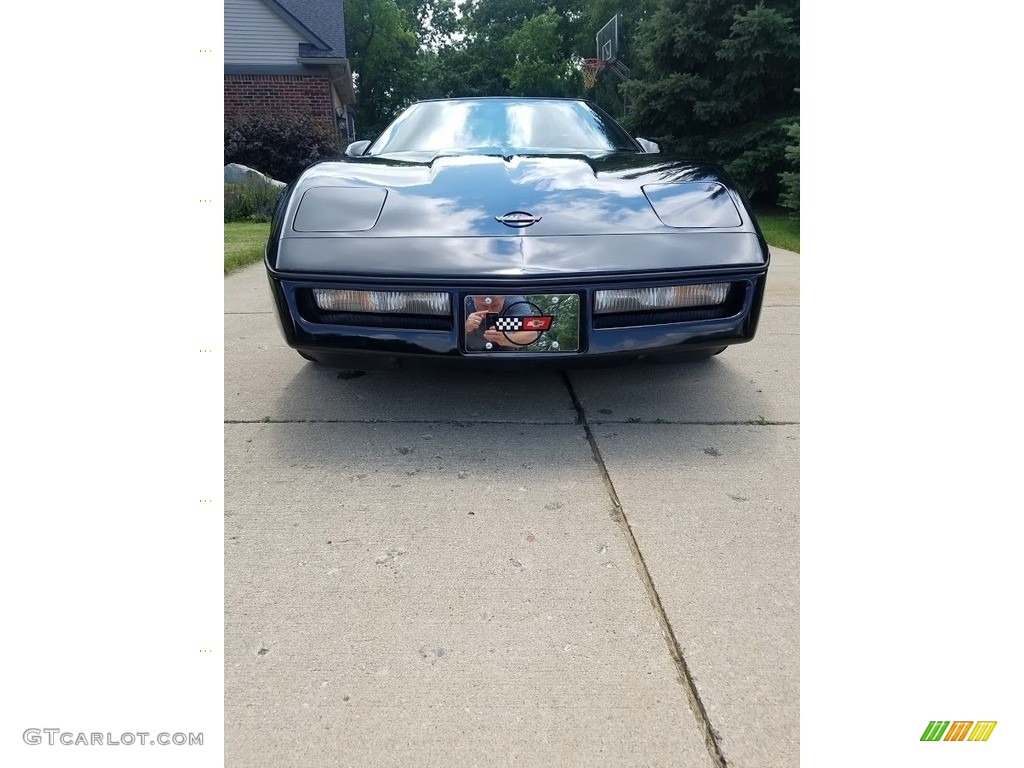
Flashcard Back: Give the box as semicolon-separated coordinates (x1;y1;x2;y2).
779;118;799;211
346;0;421;138
464;0;564;47
452;0;536;96
529;294;580;352
416;43;505;99
414;47;467;99
421;1;589;98
709;116;792;203
224;113;340;184
396;0;460;50
224;182;281;223
507;9;581;96
623;0;799;204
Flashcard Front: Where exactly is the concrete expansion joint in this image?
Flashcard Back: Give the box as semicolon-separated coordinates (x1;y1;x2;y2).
558;372;729;768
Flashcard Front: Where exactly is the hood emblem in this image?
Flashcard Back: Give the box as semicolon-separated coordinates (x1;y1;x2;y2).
495;211;542;228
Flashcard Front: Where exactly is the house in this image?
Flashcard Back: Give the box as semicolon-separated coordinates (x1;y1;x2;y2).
225;0;356;141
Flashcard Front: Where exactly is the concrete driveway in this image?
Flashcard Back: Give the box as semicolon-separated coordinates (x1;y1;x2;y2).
225;248;799;767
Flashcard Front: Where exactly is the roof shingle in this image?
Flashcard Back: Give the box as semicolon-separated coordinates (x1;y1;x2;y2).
275;0;347;59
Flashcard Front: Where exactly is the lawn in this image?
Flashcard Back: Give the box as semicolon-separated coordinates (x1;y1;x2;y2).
755;208;800;253
224;222;270;275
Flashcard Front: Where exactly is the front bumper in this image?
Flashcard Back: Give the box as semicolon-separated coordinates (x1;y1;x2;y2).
265;268;768;370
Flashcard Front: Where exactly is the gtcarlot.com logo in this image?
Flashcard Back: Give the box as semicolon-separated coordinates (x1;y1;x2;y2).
920;720;997;742
23;729;203;746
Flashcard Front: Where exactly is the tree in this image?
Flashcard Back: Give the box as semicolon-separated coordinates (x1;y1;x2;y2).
395;0;460;51
623;1;799;204
442;0;588;96
346;0;421;138
507;9;580;96
779;116;799;211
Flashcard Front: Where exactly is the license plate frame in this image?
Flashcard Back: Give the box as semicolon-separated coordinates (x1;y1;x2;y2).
461;293;581;354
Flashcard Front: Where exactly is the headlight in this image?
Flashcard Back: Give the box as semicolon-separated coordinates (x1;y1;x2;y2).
312;289;450;316
594;284;729;314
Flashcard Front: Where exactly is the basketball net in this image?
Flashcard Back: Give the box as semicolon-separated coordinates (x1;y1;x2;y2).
581;58;606;89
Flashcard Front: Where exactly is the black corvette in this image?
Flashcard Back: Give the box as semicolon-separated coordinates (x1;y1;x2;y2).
265;97;769;369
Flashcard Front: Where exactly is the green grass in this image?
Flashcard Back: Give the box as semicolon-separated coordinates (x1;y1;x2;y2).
224;222;271;275
755;208;800;253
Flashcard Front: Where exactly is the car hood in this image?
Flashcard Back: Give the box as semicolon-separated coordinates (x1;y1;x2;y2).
271;153;767;277
286;154;757;237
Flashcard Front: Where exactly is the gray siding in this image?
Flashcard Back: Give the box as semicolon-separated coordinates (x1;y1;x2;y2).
225;0;307;66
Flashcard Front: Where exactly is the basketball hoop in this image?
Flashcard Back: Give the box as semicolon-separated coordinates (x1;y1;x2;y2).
580;58;606;89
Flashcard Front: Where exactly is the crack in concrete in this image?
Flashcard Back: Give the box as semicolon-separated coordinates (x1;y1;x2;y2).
560;371;729;768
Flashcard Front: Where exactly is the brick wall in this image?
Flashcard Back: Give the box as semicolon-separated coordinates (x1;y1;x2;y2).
225;74;335;132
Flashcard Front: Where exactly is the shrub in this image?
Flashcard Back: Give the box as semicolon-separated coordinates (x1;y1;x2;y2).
224;113;342;184
224;182;282;223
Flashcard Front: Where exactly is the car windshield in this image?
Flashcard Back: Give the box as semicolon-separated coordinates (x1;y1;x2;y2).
367;99;641;157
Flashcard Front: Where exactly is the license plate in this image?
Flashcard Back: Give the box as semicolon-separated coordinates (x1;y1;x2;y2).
462;293;580;353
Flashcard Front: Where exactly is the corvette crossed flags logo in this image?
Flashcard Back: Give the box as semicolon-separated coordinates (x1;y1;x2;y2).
493;316;554;332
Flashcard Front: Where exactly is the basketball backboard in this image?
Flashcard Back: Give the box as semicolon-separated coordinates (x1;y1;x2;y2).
596;14;620;63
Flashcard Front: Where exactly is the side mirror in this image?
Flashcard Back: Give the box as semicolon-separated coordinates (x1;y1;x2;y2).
635;138;660;154
344;140;371;158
